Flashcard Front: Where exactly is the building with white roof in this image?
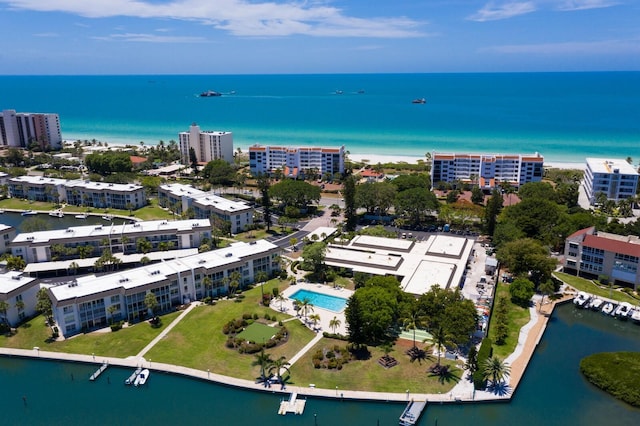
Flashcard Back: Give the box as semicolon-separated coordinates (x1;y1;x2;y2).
431;152;544;189
48;239;281;336
583;158;639;205
0;271;39;327
158;183;253;234
178;123;234;164
249;144;345;179
0;109;62;150
10;219;211;264
8;176;147;210
0;224;16;255
323;234;474;295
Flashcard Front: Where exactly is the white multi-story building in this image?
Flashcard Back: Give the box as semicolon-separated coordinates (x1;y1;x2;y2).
8;176;146;210
178;123;234;165
0;109;62;150
158;183;253;234
583;158;639;205
0;271;40;327
48;240;281;336
563;227;640;290
431;152;544;189
10;219;211;263
0;224;17;255
249;145;345;179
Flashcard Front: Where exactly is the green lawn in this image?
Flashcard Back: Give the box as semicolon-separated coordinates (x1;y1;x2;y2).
236;322;279;342
0;311;181;358
554;272;639;305
290;338;462;393
145;279;314;380
0;199;55;210
487;281;531;359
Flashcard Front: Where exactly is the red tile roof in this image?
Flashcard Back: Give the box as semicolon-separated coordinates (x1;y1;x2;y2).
567;227;594;240
583;234;640;258
130;156;147;164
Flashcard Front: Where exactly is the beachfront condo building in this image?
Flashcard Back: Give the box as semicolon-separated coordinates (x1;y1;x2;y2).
583;158;639;205
8;176;146;210
0;109;62;150
563;227;640;291
0;271;40;327
249;144;345;179
158;183;253;234
48;240;281;336
178;123;234;165
10;219;211;264
430;152;544;189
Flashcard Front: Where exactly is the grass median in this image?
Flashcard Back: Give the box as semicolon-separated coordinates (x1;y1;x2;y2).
487;281;531;359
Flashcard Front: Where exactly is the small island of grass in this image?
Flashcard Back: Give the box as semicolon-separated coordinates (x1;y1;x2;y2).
580;351;640;407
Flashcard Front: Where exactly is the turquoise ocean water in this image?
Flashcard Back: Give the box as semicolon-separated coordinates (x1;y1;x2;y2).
2;304;640;425
1;73;639;163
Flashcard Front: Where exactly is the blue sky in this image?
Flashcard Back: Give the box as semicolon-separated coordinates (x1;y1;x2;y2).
0;0;638;74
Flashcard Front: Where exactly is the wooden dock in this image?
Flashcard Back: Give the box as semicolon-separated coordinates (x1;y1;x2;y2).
399;400;426;426
278;392;306;415
89;362;109;381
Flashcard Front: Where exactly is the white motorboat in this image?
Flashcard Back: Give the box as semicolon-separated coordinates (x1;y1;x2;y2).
75;213;89;219
631;309;640;324
21;210;37;216
49;210;64;218
125;367;142;385
588;297;604;310
573;291;590;308
102;215;113;221
615;302;633;319
601;302;615;315
134;369;150;386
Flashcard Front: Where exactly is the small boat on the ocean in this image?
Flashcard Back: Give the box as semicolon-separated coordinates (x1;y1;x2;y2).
200;90;222;97
49;210;64;218
335;90;343;95
134;369;150;387
412;98;426;104
21;210;37;216
75;213;89;219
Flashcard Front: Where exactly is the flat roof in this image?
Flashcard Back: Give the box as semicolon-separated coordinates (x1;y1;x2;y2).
9;176;144;192
427;235;467;257
0;271;38;295
12;219;211;244
586;158;639;175
306;227;337;242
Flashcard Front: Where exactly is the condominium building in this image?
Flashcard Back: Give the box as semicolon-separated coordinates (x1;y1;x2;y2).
10;219;211;263
158;183;253;234
430;152;544;189
583;158;639;205
0;109;62;150
249;144;345;179
178;123;234;164
48;240;281;336
0;271;40;327
8;176;146;210
0;224;17;255
563;227;640;290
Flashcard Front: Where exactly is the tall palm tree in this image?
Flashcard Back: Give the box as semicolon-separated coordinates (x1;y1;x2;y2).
202;276;213;298
252;349;274;386
0;300;9;323
309;313;321;330
255;271;269;302
538;280;555;312
329;316;342;334
299;298;314;321
268;356;290;386
229;270;242;294
483;356;511;386
15;299;25;313
428;326;455;367
275;293;286;312
403;308;426;349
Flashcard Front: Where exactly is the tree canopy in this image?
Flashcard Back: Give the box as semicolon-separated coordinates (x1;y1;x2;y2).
496;238;557;285
201;159;236;186
270;179;320;209
85;152;133;175
394;187;439;225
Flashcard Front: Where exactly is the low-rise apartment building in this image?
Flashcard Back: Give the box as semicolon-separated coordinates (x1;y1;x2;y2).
8;176;146;210
158;183;253;234
583;158;639;205
0;271;40;327
0;224;17;255
10;219;211;263
249;144;345;179
563;227;640;290
48;240;280;336
431;152;544;189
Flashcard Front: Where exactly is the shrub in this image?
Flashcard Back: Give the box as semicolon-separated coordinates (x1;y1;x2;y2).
580;352;640;407
264;313;271;321
473;338;493;390
253;313;259;320
509;278;535;307
225;338;235;348
110;321;123;332
278;320;283;326
313;359;322;368
242;313;252;320
202;296;212;305
265;338;277;348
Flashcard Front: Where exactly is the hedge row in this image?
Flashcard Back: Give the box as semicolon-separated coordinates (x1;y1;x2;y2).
473;337;493;390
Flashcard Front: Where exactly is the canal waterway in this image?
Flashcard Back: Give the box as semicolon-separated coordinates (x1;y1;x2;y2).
2;304;640;425
1;211;114;232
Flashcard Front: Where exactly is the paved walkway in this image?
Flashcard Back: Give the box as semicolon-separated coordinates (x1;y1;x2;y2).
136;302;200;359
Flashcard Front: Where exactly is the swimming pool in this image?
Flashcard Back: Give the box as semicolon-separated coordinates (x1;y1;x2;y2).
290;289;348;312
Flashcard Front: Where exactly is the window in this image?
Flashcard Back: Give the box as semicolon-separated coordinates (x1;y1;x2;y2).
63;306;74;314
111;295;120;303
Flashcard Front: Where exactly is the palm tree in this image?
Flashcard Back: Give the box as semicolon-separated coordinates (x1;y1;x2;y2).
221;276;231;296
229;270;242;294
107;305;118;325
299;298;314;321
255;271;269;302
15;299;25;313
309;313;321;330
428;326;455;367
403;308;426;349
0;300;9;323
275;293;286;312
538;280;555;313
203;276;213;298
252;349;274;387
329;316;342;334
268;356;290;386
68;261;79;275
483;356;511;386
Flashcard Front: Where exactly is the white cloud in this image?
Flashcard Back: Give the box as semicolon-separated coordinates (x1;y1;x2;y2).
1;0;425;38
554;0;619;11
467;1;536;21
92;33;207;43
481;38;640;54
33;32;59;37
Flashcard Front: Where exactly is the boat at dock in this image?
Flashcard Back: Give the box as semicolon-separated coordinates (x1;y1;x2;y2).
75;213;89;219
49;210;64;218
601;302;616;316
21;210;37;216
631;309;640;323
573;292;590;308
102;215;113;221
399;400;426;426
588;297;603;310
134;369;150;386
614;302;633;319
125;367;142;385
